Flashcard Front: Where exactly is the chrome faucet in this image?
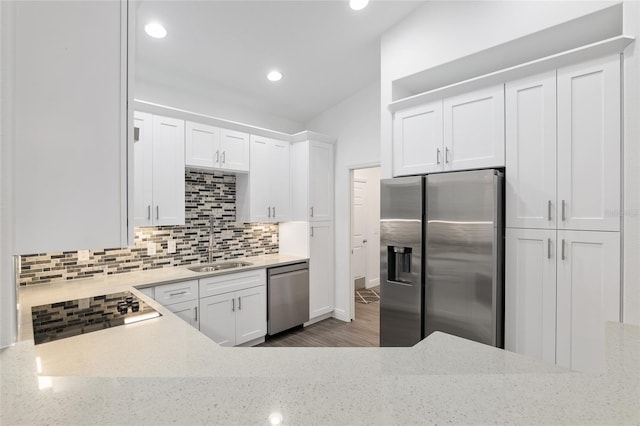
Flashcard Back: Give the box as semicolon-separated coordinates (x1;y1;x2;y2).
208;215;215;264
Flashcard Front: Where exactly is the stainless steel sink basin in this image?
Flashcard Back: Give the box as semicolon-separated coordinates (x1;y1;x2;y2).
188;261;252;273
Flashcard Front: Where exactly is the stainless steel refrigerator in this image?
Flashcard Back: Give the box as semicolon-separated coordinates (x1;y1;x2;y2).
380;169;504;348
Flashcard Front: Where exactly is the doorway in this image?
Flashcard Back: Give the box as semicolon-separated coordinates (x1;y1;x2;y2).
350;166;381;325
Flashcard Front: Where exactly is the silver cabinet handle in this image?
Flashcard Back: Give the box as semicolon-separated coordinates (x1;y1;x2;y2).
215;150;220;163
232;298;235;312
547;238;552;259
194;306;198;322
169;290;187;297
436;148;441;165
273;206;276;217
156;206;159;220
548;200;552;221
268;207;271;218
222;151;226;164
310;206;314;217
445;147;451;164
561;200;566;221
561;239;566;260
147;205;151;220
310;226;314;237
238;297;241;310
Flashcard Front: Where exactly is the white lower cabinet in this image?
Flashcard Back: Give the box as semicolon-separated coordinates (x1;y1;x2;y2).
505;228;620;372
505;228;557;364
165;299;199;329
198;269;267;347
556;230;620;373
309;221;334;319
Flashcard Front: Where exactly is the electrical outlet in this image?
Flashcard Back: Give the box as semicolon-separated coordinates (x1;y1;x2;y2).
271;234;278;244
147;243;156;256
167;240;177;254
77;250;90;261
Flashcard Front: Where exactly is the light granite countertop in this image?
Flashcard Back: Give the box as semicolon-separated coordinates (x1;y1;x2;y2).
2;254;639;425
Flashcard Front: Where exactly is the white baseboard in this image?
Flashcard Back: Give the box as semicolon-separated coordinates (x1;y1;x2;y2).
237;336;266;347
332;308;350;322
304;312;332;327
365;278;380;289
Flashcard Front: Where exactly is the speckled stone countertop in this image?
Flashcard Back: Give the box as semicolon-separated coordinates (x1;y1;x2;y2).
2;254;639;425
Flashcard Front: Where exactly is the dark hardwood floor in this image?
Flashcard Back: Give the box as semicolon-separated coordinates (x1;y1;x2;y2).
258;297;380;347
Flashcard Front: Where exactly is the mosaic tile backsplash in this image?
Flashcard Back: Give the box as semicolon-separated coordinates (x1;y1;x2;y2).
19;171;278;286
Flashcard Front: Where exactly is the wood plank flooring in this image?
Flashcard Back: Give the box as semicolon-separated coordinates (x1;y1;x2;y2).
258;300;380;347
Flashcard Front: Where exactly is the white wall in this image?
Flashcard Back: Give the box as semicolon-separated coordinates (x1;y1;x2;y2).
354;167;380;289
622;1;640;324
1;1;17;348
380;0;639;324
135;78;305;135
306;82;381;321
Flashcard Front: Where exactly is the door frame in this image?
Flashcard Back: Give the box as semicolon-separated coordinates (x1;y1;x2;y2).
347;162;380;321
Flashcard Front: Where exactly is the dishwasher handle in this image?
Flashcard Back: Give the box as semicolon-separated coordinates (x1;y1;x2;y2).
268;262;309;278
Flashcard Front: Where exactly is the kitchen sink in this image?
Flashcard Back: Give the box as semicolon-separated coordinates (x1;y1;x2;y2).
188;261;253;273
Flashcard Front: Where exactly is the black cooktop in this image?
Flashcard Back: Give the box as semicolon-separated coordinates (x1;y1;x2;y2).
31;291;161;345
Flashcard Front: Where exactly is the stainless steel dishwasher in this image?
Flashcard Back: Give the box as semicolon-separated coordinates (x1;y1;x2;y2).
267;261;309;335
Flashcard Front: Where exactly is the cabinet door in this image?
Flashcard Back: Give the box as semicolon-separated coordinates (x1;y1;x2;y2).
165;299;199;330
269;140;291;221
444;85;505;170
185;121;220;169
556;230;620;373
392;101;443;176
133;112;153;227
505;228;556;364
249;135;270;222
235;286;267;345
309;142;334;221
309;221;334;318
557;55;620;232
152;115;185;226
505;72;557;229
220;129;250;172
199;292;236;347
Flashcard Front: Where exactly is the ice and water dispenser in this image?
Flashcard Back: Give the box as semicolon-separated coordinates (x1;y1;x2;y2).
387;246;412;284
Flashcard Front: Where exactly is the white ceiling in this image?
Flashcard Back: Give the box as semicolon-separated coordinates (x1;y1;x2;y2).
135;1;424;125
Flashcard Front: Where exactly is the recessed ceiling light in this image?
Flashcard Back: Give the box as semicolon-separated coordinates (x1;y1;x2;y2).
349;0;369;11
267;70;283;82
145;22;167;39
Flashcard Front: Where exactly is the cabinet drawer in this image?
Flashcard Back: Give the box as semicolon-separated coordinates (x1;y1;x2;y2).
154;280;199;305
199;269;266;298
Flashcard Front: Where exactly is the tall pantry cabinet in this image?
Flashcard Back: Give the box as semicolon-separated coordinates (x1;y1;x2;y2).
505;55;621;373
280;136;335;321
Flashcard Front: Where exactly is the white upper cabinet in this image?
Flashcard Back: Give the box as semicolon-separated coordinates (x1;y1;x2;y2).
393;101;443;176
443;85;505;171
291;140;335;222
219;129;250;172
505;228;557;364
11;1;130;253
506;71;557;229
133;112;154;227
133;112;185;227
308;141;334;221
236;135;291;223
556;230;620;373
391;85;504;177
557;55;621;232
185;122;249;173
185;122;220;169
